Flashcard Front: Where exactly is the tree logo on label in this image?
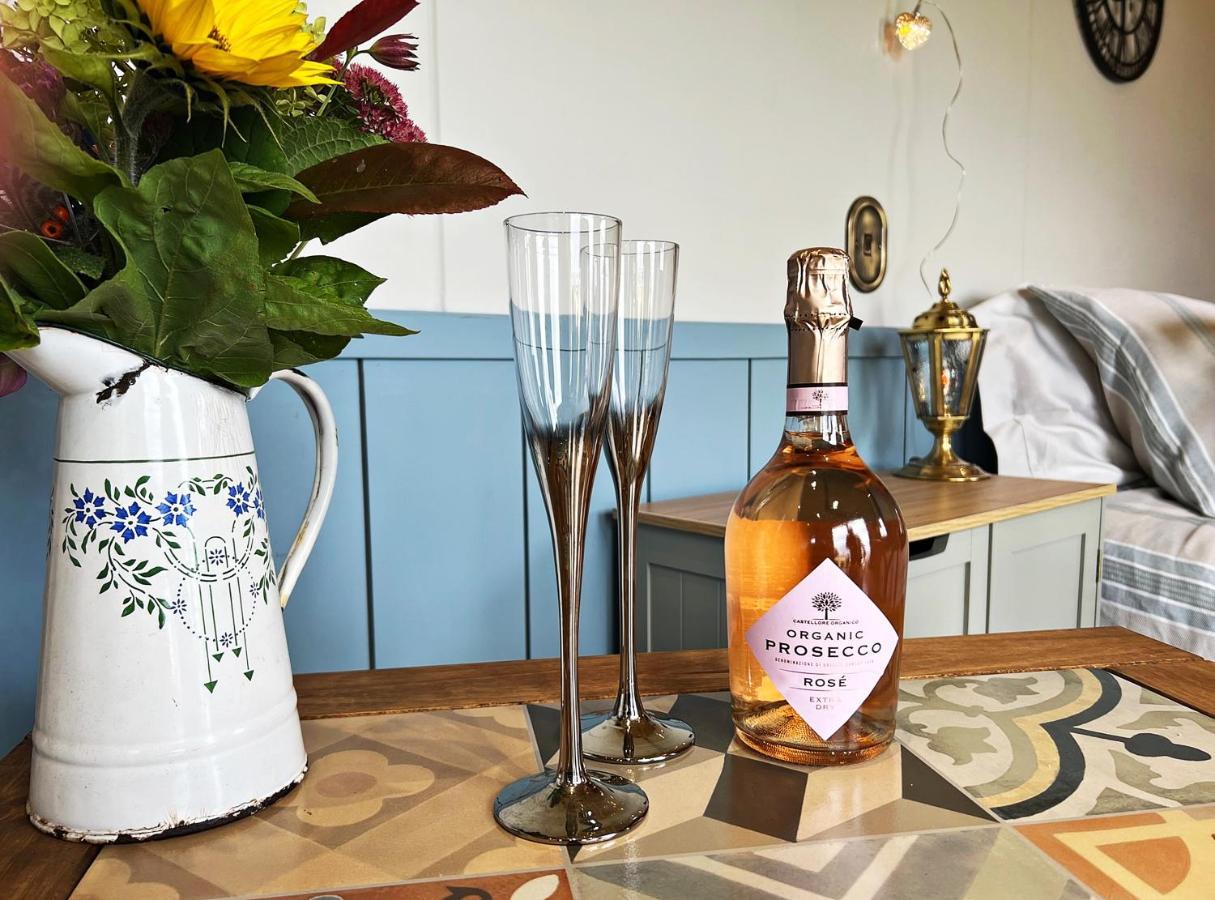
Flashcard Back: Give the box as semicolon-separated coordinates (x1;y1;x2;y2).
811;591;843;620
811;388;828;406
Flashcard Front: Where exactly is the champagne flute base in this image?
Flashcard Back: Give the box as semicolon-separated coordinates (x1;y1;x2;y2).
493;768;649;845
580;710;696;764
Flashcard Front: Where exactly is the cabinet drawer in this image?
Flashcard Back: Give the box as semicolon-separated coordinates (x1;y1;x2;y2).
986;500;1102;632
905;526;988;638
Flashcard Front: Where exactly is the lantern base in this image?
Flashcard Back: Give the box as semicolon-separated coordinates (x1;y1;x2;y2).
895;431;990;482
895;453;990;482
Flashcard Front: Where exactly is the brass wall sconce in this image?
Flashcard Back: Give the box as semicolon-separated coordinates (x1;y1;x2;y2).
846;196;887;293
896;269;989;482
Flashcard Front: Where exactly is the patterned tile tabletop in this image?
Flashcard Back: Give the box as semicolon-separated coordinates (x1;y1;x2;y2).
70;669;1215;900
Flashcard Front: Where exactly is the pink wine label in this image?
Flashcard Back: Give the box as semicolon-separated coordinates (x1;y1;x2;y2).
745;558;898;740
786;384;848;414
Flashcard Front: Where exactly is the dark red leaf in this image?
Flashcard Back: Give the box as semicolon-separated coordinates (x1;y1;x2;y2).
0;356;28;397
309;0;420;61
285;142;524;219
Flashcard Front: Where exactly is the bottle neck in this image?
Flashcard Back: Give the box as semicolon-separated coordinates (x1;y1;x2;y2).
784;325;852;449
784;411;852;450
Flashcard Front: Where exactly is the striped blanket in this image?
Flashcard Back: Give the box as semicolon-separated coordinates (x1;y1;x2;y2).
1101;487;1215;659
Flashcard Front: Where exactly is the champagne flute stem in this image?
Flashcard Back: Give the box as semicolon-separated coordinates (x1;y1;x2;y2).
555;518;588;786
613;477;644;721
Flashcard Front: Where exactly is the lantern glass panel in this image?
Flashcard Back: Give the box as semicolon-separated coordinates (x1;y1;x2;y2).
902;333;933;418
940;334;973;415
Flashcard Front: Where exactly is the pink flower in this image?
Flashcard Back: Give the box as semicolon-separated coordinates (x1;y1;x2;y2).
0;357;28;398
343;63;426;143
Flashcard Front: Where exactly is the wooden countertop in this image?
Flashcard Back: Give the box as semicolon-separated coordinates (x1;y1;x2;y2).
3;626;1209;899
636;473;1116;542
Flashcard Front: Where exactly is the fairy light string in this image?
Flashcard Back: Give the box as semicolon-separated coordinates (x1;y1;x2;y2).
903;1;966;300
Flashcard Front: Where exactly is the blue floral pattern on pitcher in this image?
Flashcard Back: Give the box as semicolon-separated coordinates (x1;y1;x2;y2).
58;466;277;695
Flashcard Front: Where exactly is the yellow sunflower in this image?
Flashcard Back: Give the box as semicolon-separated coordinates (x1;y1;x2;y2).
136;0;336;88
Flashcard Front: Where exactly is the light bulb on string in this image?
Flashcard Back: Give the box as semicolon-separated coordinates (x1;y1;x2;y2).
895;9;933;50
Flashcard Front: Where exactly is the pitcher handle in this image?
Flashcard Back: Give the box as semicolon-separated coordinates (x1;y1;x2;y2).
265;368;339;608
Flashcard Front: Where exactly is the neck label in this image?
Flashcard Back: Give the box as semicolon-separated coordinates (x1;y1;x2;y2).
786;384;848;415
745;558;897;740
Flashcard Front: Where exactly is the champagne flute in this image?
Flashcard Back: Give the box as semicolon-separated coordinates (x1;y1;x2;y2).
581;240;695;764
494;212;649;845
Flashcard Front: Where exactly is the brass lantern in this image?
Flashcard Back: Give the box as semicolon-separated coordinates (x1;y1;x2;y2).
895;269;989;482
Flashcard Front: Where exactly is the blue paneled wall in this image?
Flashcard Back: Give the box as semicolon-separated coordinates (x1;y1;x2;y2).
0;312;931;752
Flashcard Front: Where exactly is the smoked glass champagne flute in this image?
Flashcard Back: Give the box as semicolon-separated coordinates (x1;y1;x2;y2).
494;212;649;845
580;240;694;764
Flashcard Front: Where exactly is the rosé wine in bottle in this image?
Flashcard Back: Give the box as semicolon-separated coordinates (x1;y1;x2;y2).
725;247;908;765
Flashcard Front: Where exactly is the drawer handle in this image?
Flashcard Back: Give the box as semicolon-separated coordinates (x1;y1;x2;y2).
909;534;949;561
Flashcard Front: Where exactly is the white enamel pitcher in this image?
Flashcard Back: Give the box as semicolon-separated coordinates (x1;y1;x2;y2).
7;327;337;842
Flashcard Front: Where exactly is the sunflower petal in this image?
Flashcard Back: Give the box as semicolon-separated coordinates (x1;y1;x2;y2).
139;0;335;88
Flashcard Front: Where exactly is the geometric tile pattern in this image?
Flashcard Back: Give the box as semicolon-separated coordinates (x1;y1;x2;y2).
1018;805;1215;900
67;670;1215;899
573;827;1095;899
71;707;567;899
529;693;993;865
265;870;574;899
897;668;1215;821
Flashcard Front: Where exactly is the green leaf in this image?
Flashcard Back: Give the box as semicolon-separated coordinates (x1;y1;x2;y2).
41;45;117;100
52;244;107;280
82;150;275;388
227;162;318;204
0;73;126;204
248;206;301;266
33;296;113;330
286;142;523;220
265;273;413;337
0;232;86;308
0;275;40;352
156;107;288;174
268;329;351;369
278;117;384;175
274;255;386;306
61;90;114;149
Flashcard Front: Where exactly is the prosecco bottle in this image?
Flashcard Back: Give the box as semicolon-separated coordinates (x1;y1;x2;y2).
724;247;908;765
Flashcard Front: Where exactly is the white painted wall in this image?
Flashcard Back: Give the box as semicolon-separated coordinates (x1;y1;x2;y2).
310;0;1215;325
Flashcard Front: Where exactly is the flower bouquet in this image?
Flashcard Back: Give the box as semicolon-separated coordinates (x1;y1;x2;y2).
0;0;521;394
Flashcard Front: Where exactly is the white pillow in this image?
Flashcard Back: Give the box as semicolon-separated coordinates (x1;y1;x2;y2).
1029;287;1215;516
972;289;1142;485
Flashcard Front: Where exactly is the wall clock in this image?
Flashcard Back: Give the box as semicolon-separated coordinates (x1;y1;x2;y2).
1074;0;1164;82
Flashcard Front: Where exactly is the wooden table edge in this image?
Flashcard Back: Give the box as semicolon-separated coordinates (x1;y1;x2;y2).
2;626;1209;900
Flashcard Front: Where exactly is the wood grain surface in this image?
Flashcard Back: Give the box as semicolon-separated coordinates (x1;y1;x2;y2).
1;626;1207;900
635;473;1116;541
1111;658;1215;718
